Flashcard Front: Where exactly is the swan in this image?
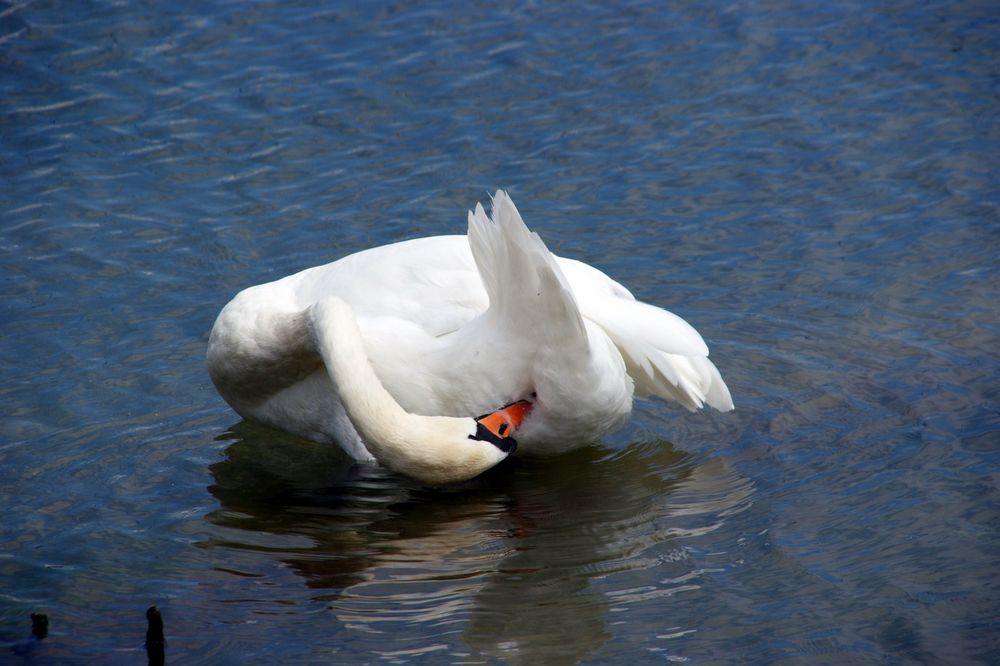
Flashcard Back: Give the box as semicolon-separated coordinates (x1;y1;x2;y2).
207;191;733;484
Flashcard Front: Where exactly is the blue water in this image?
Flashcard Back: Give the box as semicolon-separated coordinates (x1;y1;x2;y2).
2;0;998;663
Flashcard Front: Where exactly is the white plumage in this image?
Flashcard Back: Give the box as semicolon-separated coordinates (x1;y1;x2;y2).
207;191;732;481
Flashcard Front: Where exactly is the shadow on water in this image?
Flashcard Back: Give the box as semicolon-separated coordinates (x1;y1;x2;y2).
205;421;753;663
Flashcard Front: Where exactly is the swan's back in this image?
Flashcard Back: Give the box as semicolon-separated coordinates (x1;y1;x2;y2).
290;235;485;337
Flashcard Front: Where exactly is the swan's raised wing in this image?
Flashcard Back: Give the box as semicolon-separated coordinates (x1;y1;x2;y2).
467;192;731;414
467;190;587;351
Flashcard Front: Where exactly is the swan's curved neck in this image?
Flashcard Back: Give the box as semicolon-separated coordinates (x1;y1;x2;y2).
307;297;509;484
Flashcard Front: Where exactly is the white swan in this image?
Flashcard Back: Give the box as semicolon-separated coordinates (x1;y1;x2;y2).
207;191;733;484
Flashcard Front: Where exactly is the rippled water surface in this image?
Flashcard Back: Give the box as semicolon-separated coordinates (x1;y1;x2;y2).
2;1;998;663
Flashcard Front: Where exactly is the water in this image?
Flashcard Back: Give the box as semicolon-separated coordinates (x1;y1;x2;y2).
2;0;998;662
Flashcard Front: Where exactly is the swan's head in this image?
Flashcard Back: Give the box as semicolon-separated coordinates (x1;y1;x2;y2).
379;399;533;486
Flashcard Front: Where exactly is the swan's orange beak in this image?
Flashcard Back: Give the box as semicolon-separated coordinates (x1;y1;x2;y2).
476;400;533;440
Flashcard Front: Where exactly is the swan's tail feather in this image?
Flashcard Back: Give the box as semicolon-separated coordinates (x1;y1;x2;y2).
578;295;734;412
468;191;587;349
645;349;733;412
696;354;733;411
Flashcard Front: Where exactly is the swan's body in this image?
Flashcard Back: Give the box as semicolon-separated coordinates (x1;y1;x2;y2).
207;191;732;483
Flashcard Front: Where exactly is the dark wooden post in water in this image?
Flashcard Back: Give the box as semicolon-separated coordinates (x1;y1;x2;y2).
30;613;48;640
145;606;165;666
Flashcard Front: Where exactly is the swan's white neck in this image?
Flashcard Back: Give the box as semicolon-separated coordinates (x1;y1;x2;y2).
308;297;510;484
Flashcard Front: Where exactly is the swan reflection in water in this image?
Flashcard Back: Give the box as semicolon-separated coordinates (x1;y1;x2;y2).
205;421;753;664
